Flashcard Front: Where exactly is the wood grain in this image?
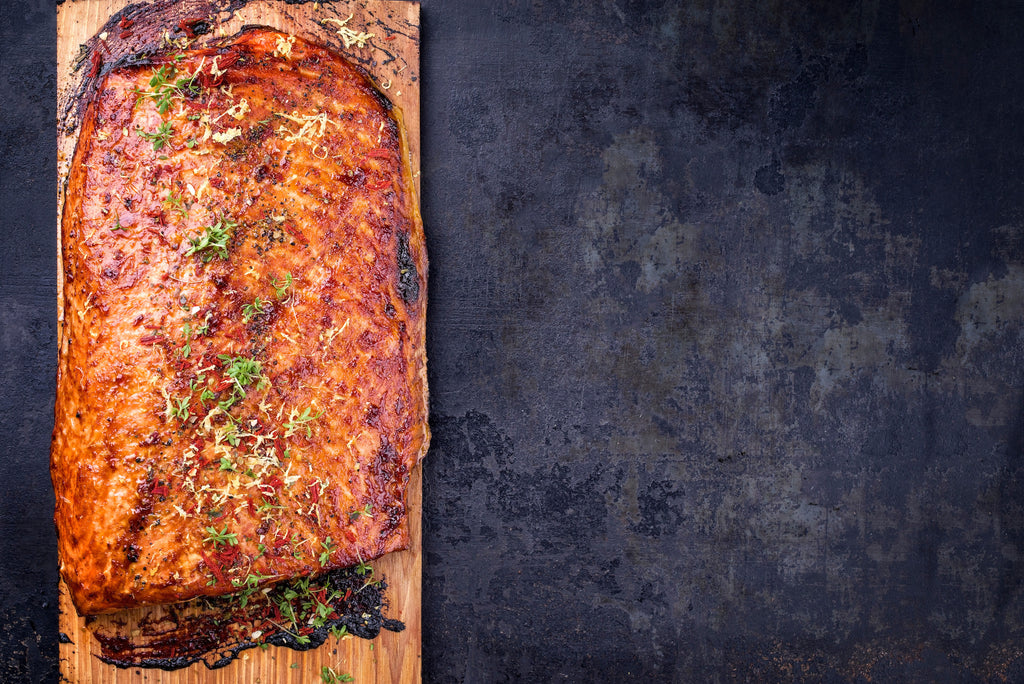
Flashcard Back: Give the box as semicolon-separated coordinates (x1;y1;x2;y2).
56;1;422;682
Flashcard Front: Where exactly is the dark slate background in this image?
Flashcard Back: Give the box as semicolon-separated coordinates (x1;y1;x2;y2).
3;0;1024;681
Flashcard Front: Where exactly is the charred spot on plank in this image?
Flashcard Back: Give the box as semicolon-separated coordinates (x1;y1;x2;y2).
115;53;154;71
92;566;403;670
396;231;419;303
177;18;211;39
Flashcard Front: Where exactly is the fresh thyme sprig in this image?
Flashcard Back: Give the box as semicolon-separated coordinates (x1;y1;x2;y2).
203;525;238;548
138;121;173;151
271;273;293;299
215;353;265;410
283;406;323;438
186;216;237;262
242;296;270;323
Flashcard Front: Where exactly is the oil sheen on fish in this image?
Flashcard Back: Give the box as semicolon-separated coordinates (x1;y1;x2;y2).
52;27;428;616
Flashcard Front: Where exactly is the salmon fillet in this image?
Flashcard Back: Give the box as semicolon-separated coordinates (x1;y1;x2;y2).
52;27;428;615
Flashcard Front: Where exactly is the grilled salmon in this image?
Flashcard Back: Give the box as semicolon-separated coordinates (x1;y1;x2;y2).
52;27;427;615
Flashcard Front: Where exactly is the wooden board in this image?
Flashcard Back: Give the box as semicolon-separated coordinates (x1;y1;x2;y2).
55;1;422;682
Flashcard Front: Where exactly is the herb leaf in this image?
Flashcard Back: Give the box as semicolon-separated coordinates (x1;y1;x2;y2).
283;406;323;438
215;354;265;410
321;665;354;683
186;216;237;262
271;273;293;299
203;525;238;548
242;296;270;323
138;121;173;151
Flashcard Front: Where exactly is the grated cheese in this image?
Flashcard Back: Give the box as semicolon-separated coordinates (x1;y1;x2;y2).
212;128;242;144
322;14;375;48
209;55;227;79
274;110;339;146
219;98;250;122
274;34;297;59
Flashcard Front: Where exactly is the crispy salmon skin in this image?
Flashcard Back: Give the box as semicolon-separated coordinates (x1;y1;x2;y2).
52;27;427;616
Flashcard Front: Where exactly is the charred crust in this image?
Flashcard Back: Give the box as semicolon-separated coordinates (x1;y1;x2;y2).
396;231;419;304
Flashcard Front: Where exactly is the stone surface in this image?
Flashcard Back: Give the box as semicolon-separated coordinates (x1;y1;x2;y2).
4;0;1024;681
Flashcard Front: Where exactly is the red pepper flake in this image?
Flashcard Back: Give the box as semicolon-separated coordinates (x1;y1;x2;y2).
119;30;133;39
88;50;103;78
364;148;393;160
177;19;197;38
217;52;241;70
384;34;397;41
152;482;169;498
216;545;240;564
213;379;232;392
132;314;145;327
119;16;134;29
307;483;320;503
365;177;391;191
200;551;228;585
139;333;162;345
146;226;170;245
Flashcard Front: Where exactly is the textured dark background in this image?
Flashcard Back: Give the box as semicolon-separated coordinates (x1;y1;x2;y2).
3;0;1024;681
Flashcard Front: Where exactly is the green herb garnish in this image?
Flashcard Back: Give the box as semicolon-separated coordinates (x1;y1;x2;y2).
320;665;354;683
186;216;236;262
271;273;293;299
170;396;190;421
163;191;188;219
283;406;323;438
319;537;335;567
216;354;265;410
139;121;173;151
349;502;372;522
242;296;270;323
203;525;238;548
